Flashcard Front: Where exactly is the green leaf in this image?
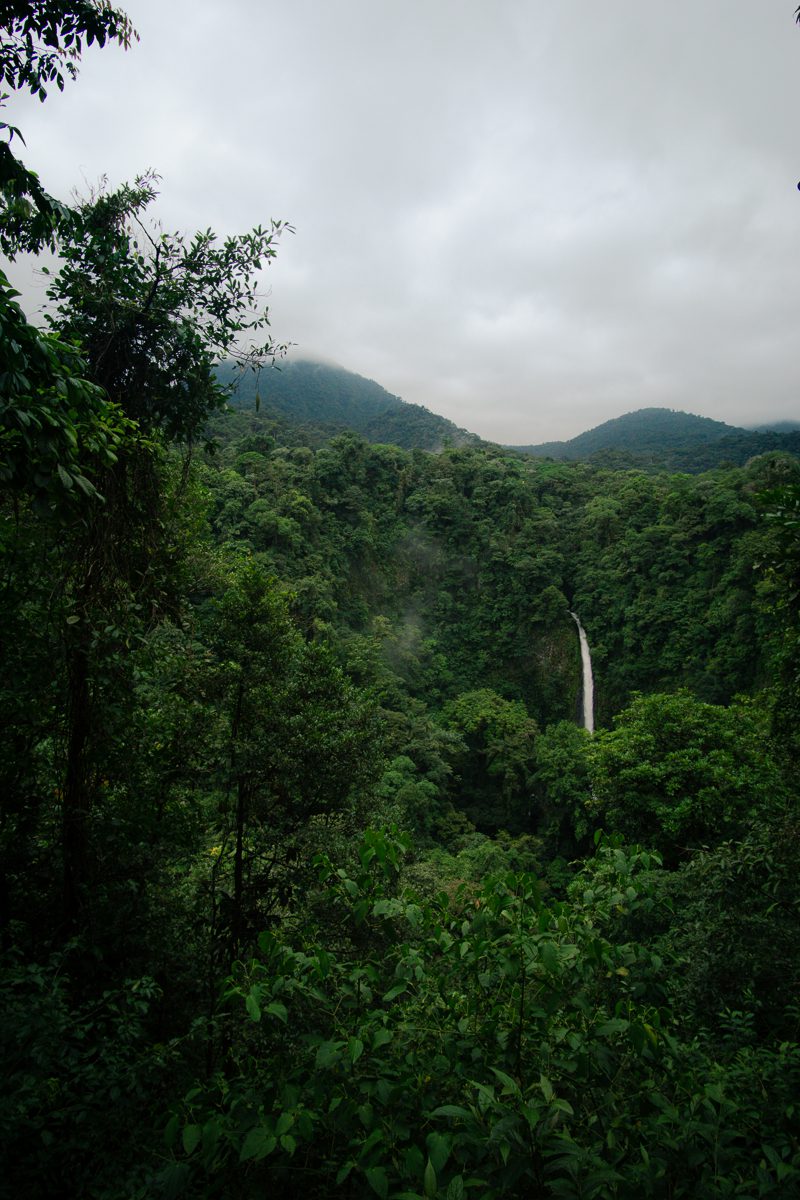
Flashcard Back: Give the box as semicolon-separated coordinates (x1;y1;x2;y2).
336;1161;356;1185
57;463;74;489
423;1158;437;1198
245;989;261;1022
404;1145;425;1177
447;1178;466;1200
359;1128;384;1158
239;1127;276;1162
540;942;558;973
202;1120;220;1157
164;1113;180;1149
491;1067;520;1096
349;1036;365;1064
372;1027;393;1050
432;1104;472;1120
315;1039;344;1069
358;1102;374;1129
73;473;95;496
596;1018;629;1038
275;1112;293;1137
182;1124;201;1156
762;1144;782;1169
382;983;407;1002
365;1165;389;1199
266;1001;288;1023
426;1131;452;1173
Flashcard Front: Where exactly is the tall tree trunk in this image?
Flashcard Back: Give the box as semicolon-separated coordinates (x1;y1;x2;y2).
229;677;245;960
62;630;92;928
233;774;247;959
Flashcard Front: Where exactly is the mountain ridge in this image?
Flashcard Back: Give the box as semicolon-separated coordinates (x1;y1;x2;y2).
216;362;798;471
507;407;745;459
216;358;481;452
507;406;800;471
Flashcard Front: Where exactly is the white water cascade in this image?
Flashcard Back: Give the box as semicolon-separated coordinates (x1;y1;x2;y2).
570;612;594;733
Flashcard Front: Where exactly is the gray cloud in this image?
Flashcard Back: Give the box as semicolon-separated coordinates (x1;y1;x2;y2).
4;0;799;441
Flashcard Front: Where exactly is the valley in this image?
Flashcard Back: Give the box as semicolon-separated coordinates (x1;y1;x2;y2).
2;8;800;1187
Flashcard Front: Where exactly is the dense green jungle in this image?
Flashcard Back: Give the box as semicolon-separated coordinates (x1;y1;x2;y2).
3;5;800;1199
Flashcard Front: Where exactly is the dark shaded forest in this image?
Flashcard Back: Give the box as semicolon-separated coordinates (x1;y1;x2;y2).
3;5;800;1198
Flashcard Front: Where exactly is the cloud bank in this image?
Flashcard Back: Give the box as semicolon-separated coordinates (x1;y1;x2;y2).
5;0;799;441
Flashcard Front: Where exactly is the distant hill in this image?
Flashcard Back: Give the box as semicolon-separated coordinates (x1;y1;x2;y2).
214;368;798;470
747;420;800;434
509;407;800;472
215;359;481;452
510;408;739;459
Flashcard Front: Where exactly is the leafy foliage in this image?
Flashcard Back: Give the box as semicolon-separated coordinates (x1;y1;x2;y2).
0;0;138;253
586;691;787;859
0;958;165;1199
442;689;538;833
0;269;129;506
161;831;800;1199
0;0;136;100
46;176;291;440
662;812;800;1041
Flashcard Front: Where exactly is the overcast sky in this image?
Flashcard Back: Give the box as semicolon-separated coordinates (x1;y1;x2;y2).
5;0;800;442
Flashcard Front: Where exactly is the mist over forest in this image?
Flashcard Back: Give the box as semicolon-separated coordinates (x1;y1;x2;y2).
2;5;800;1199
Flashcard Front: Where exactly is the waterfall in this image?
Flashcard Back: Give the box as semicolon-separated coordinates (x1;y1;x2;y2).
570;612;594;733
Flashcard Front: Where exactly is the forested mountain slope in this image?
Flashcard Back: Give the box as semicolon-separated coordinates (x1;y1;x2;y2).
511;405;800;471
217;366;800;473
749;419;800;433
206;420;792;728
216;359;481;451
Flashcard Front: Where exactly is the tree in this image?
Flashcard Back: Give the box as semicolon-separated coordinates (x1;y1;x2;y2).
0;4;142;531
0;274;128;506
0;2;140;509
442;688;538;833
0;130;291;929
46;175;290;439
150;559;380;963
663;811;800;1040
532;719;592;855
0;4;145;935
39;182;289;926
0;0;138;253
586;690;787;860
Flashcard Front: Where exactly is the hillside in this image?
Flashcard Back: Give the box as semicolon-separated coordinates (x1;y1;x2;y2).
216;358;481;451
218;373;799;472
510;406;800;470
749;420;800;433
